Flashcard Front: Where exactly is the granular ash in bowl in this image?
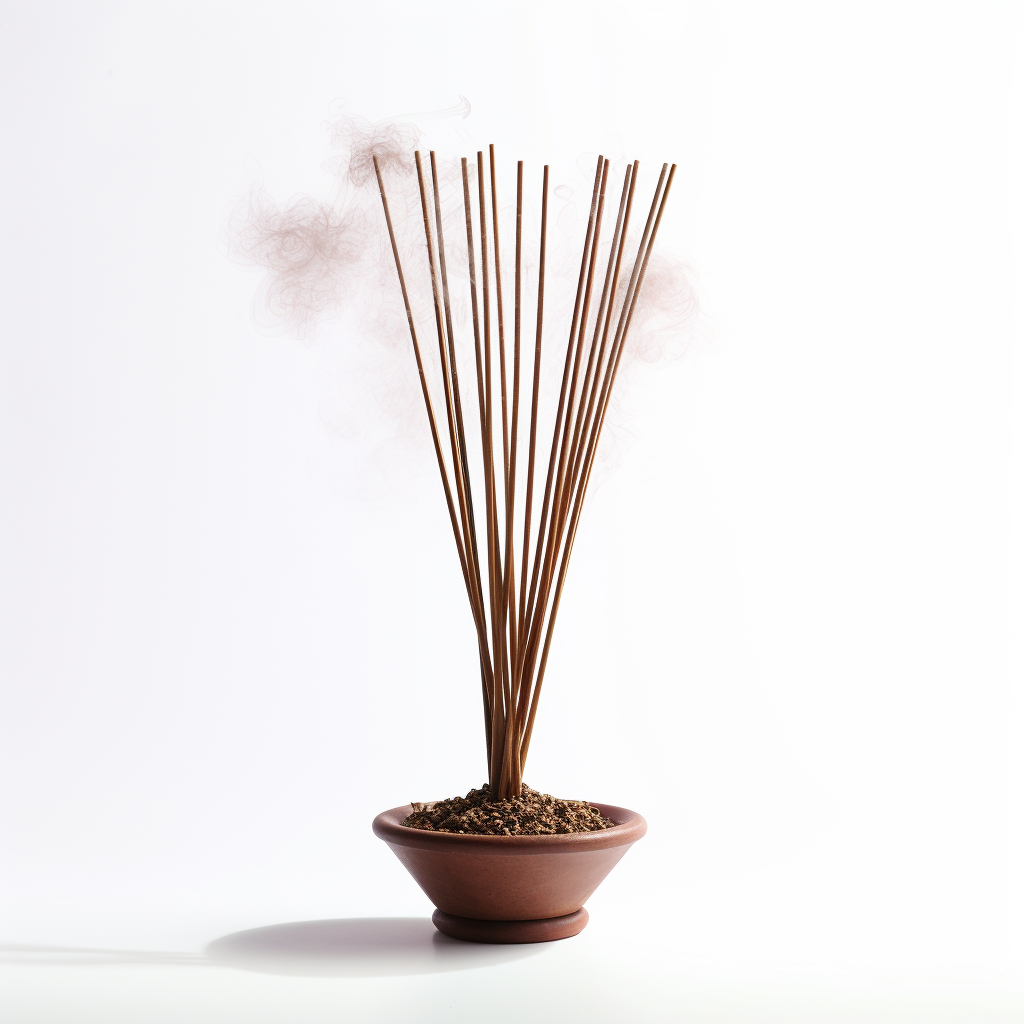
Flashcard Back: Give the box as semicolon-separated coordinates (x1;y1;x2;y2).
402;783;616;836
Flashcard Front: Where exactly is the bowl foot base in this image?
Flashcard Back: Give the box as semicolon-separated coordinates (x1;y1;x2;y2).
431;907;588;944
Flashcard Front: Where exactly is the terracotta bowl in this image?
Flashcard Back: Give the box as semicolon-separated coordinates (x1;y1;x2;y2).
372;801;647;944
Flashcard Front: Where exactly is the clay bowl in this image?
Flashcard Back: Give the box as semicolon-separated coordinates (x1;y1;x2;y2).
372;802;646;944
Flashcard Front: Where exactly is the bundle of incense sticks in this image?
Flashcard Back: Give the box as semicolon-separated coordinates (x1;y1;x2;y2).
374;147;675;799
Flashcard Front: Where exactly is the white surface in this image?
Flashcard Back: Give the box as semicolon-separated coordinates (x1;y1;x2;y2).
1;2;1022;1021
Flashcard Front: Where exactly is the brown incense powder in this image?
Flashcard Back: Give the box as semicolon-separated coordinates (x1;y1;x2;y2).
402;784;615;836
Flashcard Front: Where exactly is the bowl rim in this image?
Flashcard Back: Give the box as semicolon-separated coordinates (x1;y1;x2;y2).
372;801;647;855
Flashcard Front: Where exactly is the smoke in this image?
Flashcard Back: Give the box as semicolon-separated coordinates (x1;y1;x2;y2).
329;115;420;188
624;252;701;363
226;105;701;474
231;190;368;338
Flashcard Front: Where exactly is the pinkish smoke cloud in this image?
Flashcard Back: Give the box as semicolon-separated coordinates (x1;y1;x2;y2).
231;190;368;338
329;115;420;188
227;105;701;423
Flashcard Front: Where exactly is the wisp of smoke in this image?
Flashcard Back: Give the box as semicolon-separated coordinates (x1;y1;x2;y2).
329;114;421;188
227;105;700;443
624;253;700;363
231;189;368;338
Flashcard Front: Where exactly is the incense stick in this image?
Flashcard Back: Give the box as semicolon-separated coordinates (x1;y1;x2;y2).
521;156;604;661
520;158;611;697
489;148;517;786
477;151;507;790
430;152;486;635
496;161;526;794
458;156;496;760
513;165;548;765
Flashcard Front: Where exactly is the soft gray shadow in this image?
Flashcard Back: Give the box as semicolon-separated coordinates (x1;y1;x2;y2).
205;917;544;977
1;919;547;977
0;943;206;967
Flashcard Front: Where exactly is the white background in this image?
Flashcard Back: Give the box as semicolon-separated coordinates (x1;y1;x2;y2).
1;2;1022;1021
